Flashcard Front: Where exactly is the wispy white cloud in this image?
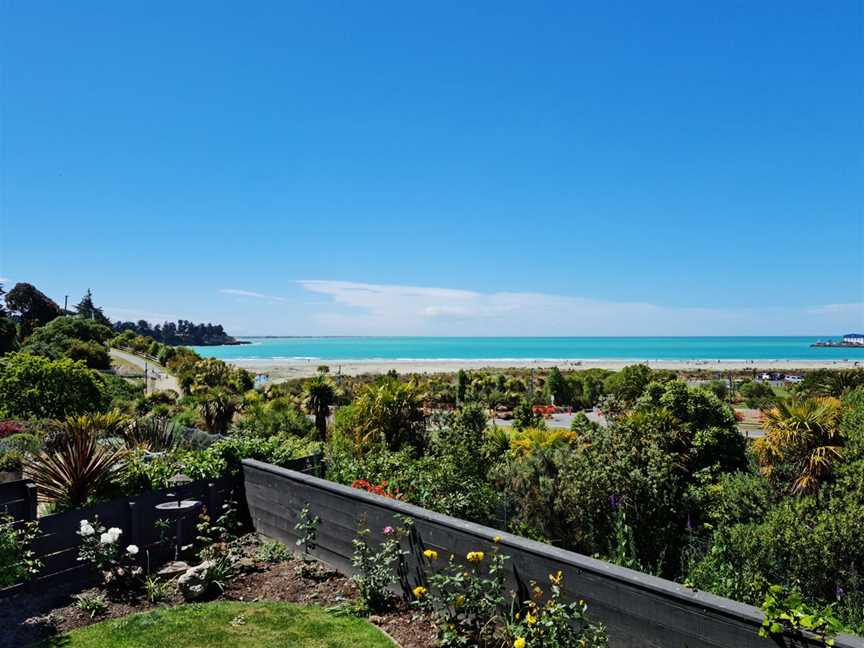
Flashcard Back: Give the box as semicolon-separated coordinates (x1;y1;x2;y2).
104;306;178;323
297;280;864;336
0;277;10;285
806;303;863;317
220;288;286;303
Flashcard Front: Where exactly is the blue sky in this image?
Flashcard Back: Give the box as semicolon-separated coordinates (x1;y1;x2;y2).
1;1;861;335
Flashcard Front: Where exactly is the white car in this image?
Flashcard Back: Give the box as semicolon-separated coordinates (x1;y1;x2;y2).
785;375;803;384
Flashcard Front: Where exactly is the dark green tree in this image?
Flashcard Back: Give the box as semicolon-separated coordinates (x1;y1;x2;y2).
545;366;571;406
512;398;544;430
456;369;468;403
4;282;62;337
303;373;337;440
75;289;111;326
19;317;113;369
0;284;17;356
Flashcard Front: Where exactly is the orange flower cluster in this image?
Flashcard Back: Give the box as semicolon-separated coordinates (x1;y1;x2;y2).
351;479;400;499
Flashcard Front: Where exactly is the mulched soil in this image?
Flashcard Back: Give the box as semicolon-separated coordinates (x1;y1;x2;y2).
0;536;438;648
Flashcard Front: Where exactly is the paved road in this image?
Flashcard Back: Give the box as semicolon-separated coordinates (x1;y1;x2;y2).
109;348;181;395
493;408;764;437
493;410;607;429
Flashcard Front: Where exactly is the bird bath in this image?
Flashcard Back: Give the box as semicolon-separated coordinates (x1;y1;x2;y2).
155;497;202;560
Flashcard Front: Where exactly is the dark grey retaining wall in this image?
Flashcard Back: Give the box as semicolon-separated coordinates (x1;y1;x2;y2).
243;459;864;648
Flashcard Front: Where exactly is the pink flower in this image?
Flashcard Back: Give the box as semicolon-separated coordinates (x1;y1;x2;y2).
383;526;395;535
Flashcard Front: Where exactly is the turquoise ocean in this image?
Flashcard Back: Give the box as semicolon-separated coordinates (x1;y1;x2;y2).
192;337;863;362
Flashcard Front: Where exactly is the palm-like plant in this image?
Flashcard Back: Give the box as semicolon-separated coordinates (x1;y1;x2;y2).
24;416;128;510
352;379;425;451
197;388;238;436
303;374;337;441
121;417;180;452
814;370;864;397
510;427;577;457
754;397;844;494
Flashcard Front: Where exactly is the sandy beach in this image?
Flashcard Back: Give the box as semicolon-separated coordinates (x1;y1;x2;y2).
229;357;863;381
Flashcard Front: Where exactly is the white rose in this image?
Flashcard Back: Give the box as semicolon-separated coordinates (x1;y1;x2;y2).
100;532;114;544
79;520;95;536
126;544;139;555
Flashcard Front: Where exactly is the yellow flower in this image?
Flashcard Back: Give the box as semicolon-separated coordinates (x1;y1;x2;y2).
413;586;427;598
454;594;465;608
526;613;537;626
493;535;502;544
549;570;563;585
467;551;485;563
514;638;526;648
423;549;438;561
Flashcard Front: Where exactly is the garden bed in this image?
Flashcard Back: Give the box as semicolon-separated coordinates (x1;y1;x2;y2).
0;534;436;648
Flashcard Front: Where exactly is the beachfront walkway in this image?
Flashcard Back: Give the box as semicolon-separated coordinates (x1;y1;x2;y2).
109;348;181;395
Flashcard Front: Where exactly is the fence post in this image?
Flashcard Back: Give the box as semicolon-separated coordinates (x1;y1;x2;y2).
207;482;217;517
128;501;140;546
24;482;37;521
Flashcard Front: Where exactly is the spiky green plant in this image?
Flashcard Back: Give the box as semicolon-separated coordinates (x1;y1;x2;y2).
24;417;127;509
303;373;337;441
121;417;180;452
755;397;844;494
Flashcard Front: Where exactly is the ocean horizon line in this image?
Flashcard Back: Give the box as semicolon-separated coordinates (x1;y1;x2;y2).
234;334;844;340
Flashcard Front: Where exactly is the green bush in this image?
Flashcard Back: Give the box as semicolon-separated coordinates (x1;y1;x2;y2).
0;513;41;587
327;443;500;523
687;467;864;633
737;380;777;409
0;353;106;418
19;316;112;369
233;396;314;438
122;434;321;494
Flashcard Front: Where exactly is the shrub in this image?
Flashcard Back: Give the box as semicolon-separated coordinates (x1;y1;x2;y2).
121;417;181;452
351;522;405;613
349;378;426;452
0;512;41;587
512;400;543;431
25;419;127;510
0;420;24;439
328;444;499;523
19;316;112;369
738;380;777;409
507;571;608;648
417;545;508;647
0;353;106;418
75;592;108;618
233;397;314;438
256;540;292;564
77;517;142;595
759;584;842;645
121;434;320;495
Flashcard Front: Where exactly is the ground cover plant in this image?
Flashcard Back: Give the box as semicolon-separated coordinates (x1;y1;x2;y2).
36;601;398;648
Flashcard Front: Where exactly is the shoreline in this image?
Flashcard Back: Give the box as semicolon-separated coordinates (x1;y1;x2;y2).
225;357;863;381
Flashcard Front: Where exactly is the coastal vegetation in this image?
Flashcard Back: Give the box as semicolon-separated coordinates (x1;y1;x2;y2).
1;280;863;642
113;319;243;346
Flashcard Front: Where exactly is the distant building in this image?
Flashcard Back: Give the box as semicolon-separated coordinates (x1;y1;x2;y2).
843;333;864;346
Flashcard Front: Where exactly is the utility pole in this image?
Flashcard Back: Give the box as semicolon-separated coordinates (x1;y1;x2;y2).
64;295;68;315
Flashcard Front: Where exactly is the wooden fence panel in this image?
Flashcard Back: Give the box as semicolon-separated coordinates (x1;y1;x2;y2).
0;479;37;521
242;459;864;648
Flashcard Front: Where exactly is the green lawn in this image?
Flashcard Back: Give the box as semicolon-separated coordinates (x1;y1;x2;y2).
38;601;395;648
